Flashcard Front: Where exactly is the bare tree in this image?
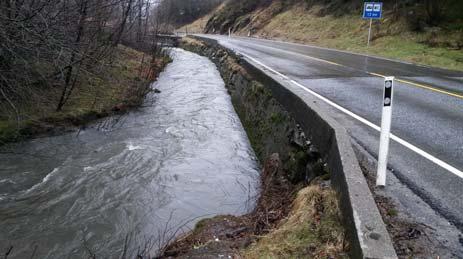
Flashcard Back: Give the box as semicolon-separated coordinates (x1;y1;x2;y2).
0;0;169;128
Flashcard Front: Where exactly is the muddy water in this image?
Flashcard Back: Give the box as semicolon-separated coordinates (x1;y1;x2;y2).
0;49;259;258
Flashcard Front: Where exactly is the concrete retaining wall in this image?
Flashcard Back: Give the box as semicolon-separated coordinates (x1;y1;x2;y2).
181;36;397;259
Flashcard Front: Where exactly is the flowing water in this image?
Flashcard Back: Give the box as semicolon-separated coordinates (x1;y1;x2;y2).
0;49;260;258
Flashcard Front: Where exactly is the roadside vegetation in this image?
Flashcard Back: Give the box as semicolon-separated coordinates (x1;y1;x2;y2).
194;0;463;71
156;0;224;31
162;155;348;258
244;185;346;258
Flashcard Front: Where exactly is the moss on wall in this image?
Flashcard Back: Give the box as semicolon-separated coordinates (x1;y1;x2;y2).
180;37;326;183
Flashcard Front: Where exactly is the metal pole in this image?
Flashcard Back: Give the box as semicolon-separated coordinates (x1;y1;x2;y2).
367;18;372;47
377;77;395;187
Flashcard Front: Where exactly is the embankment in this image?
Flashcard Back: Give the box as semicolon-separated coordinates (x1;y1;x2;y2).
166;37;398;258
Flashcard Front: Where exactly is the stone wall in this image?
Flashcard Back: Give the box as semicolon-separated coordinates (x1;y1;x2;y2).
179;36;398;259
180;38;325;184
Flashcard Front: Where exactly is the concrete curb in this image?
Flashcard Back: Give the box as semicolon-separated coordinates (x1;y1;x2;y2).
188;35;398;259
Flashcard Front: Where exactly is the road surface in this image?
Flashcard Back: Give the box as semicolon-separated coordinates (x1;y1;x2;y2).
197;34;463;253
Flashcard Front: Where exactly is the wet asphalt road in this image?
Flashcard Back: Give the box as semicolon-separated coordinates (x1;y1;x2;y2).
198;35;463;235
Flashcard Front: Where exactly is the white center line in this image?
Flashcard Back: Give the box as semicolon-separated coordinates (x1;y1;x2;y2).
242;53;463;179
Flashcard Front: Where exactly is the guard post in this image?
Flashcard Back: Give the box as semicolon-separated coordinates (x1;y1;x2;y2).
377;77;394;186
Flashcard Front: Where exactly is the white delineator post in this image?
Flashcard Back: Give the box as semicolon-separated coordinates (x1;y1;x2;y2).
377;77;394;187
228;28;231;37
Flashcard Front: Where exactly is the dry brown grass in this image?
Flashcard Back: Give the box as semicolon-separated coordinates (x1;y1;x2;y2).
161;153;348;258
180;37;206;47
244;185;347;259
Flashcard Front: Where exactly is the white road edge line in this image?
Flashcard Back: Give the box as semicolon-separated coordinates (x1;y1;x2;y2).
242;53;463;179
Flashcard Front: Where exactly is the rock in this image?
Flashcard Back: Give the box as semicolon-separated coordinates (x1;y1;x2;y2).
305;160;324;183
290;125;307;148
153;88;161;93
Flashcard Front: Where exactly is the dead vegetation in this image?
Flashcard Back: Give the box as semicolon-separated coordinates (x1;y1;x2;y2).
244;185;347;259
161;154;348;258
359;164;443;258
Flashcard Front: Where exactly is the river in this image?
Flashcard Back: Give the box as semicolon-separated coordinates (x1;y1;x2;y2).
0;49;260;258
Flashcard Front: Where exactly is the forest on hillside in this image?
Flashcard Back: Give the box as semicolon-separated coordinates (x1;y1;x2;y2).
204;0;463;34
155;0;224;26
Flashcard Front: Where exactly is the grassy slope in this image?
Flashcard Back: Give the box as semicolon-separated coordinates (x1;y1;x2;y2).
0;46;170;143
244;185;346;258
195;1;463;71
253;3;463;71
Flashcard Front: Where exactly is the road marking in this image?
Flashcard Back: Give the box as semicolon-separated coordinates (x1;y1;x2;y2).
232;37;344;67
242;53;463;179
368;72;463;99
368;72;386;78
227;36;463;99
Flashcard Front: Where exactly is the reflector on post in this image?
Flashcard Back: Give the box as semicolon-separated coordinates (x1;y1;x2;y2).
377;76;394;187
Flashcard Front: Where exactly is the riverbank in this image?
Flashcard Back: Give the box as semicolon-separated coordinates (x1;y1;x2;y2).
0;48;260;259
156;37;349;258
162;154;347;258
0;45;171;145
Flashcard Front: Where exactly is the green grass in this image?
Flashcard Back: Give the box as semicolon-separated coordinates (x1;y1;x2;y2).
0;121;18;142
249;3;463;71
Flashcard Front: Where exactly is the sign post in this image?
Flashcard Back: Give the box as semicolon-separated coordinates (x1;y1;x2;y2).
377;77;394;187
362;2;383;47
367;18;373;47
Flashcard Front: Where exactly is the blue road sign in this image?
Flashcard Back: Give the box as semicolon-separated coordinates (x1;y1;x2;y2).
363;2;383;19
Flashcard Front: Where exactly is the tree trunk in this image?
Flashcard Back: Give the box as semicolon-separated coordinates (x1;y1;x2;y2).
112;0;134;47
425;0;444;25
56;0;88;111
137;0;143;44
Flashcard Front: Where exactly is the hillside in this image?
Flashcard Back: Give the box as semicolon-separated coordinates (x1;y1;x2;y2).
185;0;463;71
